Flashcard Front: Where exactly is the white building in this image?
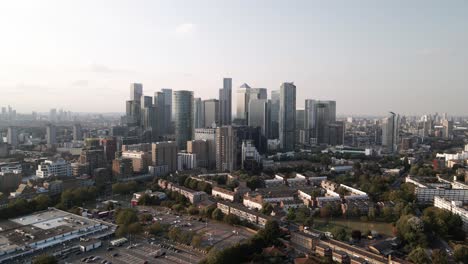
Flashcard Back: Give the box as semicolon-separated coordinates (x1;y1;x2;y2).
212;186;236;202
177;153;197;171
36;159;72;178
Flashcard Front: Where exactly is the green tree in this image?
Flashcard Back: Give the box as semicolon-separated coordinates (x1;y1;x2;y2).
33;255;58;264
286;208;296;221
33;194;51;211
116;208;138;225
453;245;468;264
212;208;224;221
187;205;199;215
258;220;281;244
431;249;448;264
261;203;273;215
128;222;142;235
331;227;347;241
148;222;165;236
408;247;430;264
223;214;241;225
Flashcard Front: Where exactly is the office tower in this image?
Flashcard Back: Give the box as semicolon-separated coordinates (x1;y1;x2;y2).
173;91;193;150
162;88;172;124
296;109;305;130
248;99;269;138
73;123;83;141
216;126;237;172
187;140;209;168
130;83;143;101
152;141;178;173
328;121;345;146
194;128;217;169
49;108;57;123
125;100;141;126
305;100;336;145
237;84;268;123
381;112;400;153
203;99;219;128
193;97;203;129
154;91;167;136
141;106;159;139
241;140;261;170
219;78;232;125
46;124;57;146
236;83;251;121
442;119;453;139
80;148;106;174
269;90;280;139
279;82;296;151
7;127;18;147
140;95;153;108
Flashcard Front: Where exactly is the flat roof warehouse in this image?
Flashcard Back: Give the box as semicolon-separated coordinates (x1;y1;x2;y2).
0;208;116;263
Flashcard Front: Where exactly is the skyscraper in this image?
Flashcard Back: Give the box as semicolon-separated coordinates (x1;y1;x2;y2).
46;124;57;146
305;100;336;145
130;83;143;101
236;84;267;123
381;112;400;153
173;90;193;150
7;127;18;147
193;97;203;129
203;99;219;128
216;126;237;172
73;123;83;141
248;99;269;138
162;88;173;133
154;91;167;136
236;83;251;121
219;78;232;126
194;128;217;169
279;82;296;151
269;90;280;139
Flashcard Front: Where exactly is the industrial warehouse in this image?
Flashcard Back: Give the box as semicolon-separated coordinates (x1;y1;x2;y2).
0;208;116;263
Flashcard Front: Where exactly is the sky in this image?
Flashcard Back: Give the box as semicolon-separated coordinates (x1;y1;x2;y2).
0;0;467;116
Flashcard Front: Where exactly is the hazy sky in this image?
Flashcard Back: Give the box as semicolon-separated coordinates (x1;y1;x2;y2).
0;0;467;116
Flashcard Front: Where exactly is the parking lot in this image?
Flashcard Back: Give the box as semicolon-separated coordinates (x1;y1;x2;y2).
138;206;256;250
68;238;202;264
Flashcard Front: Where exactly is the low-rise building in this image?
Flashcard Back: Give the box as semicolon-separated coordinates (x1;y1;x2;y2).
434;196;468;232
36;159;72;178
217;201;270;227
212;186;236;202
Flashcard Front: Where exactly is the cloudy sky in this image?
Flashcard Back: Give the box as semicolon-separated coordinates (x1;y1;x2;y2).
0;0;467;116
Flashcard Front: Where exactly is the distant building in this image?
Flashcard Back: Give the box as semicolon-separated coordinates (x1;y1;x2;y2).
219;78;232;126
130;83;143;101
73;123;83;141
121;151;150;174
173;90;193;150
152;141;178;173
36;159;72;178
187;140;209;168
381;112;399;153
203;99;219;128
112;158;133;179
194;128;217;169
46;124;57;146
216;126;237;172
279;82;296;151
7;127;18;147
193;97;203;129
177;153;197;171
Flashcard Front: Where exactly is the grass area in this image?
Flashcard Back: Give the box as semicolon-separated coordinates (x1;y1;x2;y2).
314;218;394;237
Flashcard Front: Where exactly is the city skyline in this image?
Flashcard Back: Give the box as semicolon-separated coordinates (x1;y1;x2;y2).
1;1;467;115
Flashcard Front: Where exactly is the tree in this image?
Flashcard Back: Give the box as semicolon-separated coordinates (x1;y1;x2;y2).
187;205;199;215
396;214;427;248
431;249;448;264
258;220;281;244
351;230;361;241
191;234;203;247
331;227;347;241
408;247;430;264
224;214;241;225
261;203;273;215
453;245;468;264
33;195;51;211
148;222;165;236
33;255;58;264
212;208;224;221
286;208;296;221
128;222;142;235
116;208;138;225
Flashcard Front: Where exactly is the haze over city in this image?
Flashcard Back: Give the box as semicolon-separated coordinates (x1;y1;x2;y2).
1;0;467;115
